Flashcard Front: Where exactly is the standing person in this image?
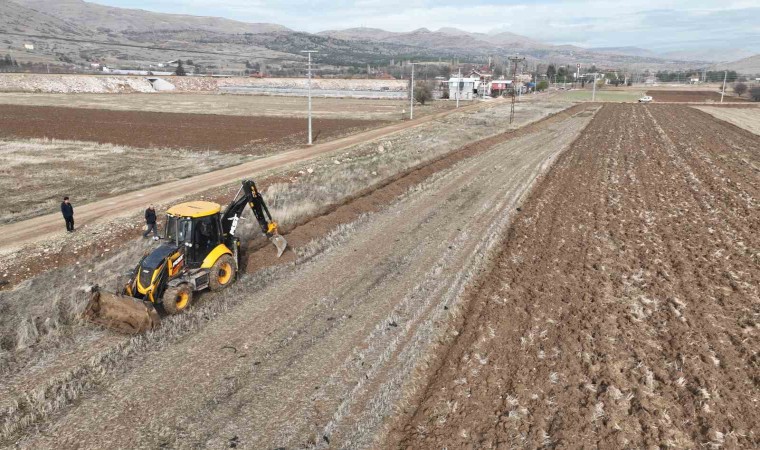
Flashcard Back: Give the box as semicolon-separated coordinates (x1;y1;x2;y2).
143;205;159;240
61;196;74;232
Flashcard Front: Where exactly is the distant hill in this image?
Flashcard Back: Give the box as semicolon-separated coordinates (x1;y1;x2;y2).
0;1;95;38
712;54;760;75
2;0;711;72
588;47;658;58
12;0;289;34
318;27;551;53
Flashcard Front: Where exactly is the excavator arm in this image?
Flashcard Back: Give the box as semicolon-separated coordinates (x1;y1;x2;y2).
222;180;288;257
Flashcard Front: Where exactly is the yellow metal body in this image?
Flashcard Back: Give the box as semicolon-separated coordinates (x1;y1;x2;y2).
166;201;221;218
134;248;184;303
201;243;233;269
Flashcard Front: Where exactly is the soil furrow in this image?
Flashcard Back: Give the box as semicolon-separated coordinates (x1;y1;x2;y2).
390;103;759;448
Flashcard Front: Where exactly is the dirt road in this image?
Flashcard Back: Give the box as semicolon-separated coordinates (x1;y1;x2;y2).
0;100;493;255
393;104;759;448
13;105;595;449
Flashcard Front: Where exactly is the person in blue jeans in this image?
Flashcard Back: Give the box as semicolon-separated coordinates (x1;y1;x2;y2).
61;196;74;232
143;205;159;240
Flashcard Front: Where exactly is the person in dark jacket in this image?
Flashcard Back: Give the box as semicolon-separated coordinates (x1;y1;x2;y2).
61;196;74;232
143;205;159;240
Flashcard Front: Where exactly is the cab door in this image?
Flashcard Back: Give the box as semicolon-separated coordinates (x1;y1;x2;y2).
189;214;222;267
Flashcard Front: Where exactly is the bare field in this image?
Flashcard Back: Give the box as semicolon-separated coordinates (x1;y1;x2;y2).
694;106;760;135
0;92;462;121
0;104;386;153
0;138;242;224
392;104;760;448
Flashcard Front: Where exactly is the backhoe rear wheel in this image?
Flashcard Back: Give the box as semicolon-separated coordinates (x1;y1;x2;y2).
209;254;236;292
163;283;193;315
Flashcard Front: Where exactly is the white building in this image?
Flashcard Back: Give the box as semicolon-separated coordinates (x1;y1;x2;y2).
448;77;478;100
23;43;34;50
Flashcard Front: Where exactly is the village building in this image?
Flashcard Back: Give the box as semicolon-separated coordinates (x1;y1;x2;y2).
447;77;478;100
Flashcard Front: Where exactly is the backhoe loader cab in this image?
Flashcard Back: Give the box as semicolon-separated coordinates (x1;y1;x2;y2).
84;180;287;334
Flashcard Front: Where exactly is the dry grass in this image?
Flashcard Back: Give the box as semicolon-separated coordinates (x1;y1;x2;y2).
0;138;243;224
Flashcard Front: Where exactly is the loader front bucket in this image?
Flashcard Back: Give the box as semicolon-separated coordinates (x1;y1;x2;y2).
83;286;160;334
270;233;288;258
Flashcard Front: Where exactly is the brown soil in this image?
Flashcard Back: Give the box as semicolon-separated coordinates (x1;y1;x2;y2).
0;104;386;153
391;104;760;448
646;90;749;103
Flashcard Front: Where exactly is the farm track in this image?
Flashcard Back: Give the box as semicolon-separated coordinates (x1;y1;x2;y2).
8;104;596;448
392;103;760;448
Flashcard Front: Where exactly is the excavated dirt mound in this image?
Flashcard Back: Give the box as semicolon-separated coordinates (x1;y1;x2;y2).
646;90;749;103
0;105;385;153
391;104;760;448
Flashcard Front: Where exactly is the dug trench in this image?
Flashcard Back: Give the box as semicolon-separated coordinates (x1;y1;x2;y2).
0;102;596;445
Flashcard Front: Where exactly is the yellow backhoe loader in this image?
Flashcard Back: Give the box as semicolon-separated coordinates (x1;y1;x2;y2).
84;180;287;333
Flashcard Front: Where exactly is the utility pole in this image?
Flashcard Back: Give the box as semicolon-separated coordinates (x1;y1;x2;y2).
410;63;415;120
508;56;525;124
409;62;422;120
720;70;727;103
592;73;597;101
456;67;461;108
300;50;318;145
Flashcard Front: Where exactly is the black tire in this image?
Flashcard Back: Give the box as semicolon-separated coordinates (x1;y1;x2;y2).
162;283;193;315
208;254;237;292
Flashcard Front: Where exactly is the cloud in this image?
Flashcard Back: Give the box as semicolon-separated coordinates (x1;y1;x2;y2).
95;0;760;52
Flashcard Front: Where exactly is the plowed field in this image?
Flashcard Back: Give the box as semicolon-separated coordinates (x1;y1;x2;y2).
646;90;749;103
393;104;760;448
0;105;385;153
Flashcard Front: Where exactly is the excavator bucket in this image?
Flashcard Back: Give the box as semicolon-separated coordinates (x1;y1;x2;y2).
83;286;161;334
270;233;288;258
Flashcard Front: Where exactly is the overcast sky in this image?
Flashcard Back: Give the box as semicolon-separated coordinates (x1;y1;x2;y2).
96;0;759;52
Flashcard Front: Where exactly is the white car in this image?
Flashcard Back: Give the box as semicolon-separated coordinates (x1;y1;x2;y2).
638;95;653;103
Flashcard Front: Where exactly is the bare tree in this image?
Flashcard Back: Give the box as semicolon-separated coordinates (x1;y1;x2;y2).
414;81;434;105
175;60;186;76
733;82;747;96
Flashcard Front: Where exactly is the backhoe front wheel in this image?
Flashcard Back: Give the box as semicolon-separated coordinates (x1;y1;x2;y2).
162;283;193;315
209;254;236;292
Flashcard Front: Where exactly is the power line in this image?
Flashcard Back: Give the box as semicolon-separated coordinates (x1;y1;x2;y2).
0;31;306;63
